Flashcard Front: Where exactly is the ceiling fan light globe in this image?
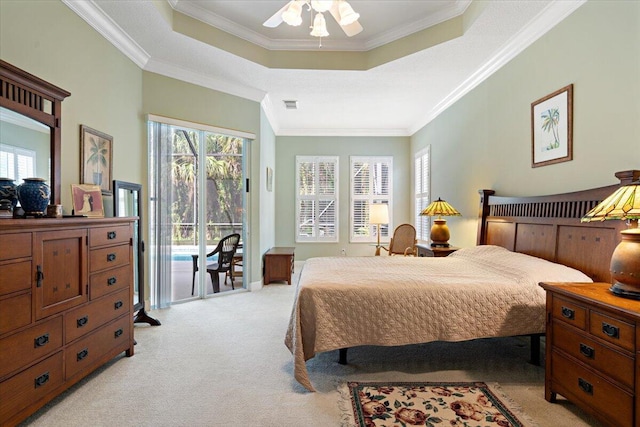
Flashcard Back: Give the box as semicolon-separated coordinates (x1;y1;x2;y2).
338;1;359;25
282;1;303;26
310;12;329;37
311;0;333;13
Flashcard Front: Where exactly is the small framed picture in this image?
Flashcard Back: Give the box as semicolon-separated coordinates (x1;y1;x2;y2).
531;84;573;168
80;125;113;192
71;184;104;218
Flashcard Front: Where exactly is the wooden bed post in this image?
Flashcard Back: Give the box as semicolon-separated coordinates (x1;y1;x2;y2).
477;189;495;245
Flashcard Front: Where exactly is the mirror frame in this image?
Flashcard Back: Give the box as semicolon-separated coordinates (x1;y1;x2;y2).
113;180;160;326
0;60;70;204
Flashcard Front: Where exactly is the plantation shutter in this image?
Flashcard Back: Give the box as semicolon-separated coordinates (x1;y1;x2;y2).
414;147;431;242
350;156;393;242
296;156;338;242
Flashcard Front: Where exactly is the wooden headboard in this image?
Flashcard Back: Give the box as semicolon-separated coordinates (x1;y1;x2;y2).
477;170;639;283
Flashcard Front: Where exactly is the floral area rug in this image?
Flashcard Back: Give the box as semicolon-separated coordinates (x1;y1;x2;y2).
340;381;538;427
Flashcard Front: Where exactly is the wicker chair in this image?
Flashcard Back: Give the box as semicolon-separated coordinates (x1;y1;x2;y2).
191;233;241;294
381;224;417;256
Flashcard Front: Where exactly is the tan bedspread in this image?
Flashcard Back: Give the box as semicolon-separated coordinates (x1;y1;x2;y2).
284;245;592;391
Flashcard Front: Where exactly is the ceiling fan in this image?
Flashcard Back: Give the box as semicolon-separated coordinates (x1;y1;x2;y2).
263;0;363;41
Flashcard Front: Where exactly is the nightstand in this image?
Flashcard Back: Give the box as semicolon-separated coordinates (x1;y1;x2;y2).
539;282;640;427
416;243;459;257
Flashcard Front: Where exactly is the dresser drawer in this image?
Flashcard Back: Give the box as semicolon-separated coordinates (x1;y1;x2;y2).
90;264;131;300
590;310;635;352
0;233;31;261
65;315;131;379
552;351;633;427
553;322;634;389
552;296;587;330
90;244;130;273
0;259;31;295
0;351;64;422
0;316;63;378
89;225;131;248
65;288;130;343
0;292;31;336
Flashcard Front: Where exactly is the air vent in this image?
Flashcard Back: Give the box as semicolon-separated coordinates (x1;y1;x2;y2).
283;100;298;110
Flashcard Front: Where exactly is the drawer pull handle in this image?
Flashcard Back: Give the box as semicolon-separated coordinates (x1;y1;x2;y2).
602;322;619;339
578;378;593;395
107;253;116;262
115;328;123;338
114;300;123;310
34;333;49;348
561;306;575;320
107;276;117;286
579;343;595;359
77;348;89;361
77;316;89;328
34;371;49;388
107;231;117;239
36;265;44;288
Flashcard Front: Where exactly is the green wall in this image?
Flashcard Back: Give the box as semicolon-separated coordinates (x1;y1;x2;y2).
275;136;411;259
411;0;640;249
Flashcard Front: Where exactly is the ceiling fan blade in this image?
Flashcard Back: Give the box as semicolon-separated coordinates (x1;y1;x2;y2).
328;2;363;37
263;1;293;28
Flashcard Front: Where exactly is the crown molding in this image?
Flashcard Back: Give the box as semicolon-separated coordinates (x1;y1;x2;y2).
409;0;587;135
276;127;411;137
145;58;266;103
61;0;150;68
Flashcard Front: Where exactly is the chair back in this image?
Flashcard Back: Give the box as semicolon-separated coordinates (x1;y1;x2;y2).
217;233;241;269
388;224;417;256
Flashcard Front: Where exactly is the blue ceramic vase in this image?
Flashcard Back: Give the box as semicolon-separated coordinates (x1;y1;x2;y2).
17;178;51;216
0;178;18;209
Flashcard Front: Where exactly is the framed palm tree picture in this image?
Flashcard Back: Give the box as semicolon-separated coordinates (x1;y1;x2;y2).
531;84;573;168
80;125;113;192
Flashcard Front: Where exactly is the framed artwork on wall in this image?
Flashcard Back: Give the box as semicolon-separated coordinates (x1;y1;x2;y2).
80;125;113;192
71;184;104;217
531;84;573;168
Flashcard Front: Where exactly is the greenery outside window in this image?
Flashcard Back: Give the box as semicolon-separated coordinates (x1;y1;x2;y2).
350;156;393;243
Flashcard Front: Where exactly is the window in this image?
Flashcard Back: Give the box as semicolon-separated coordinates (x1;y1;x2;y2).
0;144;36;182
295;156;338;242
350;156;393;242
414;146;431;241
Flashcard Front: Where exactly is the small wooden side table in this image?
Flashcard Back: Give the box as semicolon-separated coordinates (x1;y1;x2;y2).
416;243;459;257
264;247;295;285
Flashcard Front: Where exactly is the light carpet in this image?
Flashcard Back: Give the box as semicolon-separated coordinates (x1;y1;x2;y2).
21;261;602;426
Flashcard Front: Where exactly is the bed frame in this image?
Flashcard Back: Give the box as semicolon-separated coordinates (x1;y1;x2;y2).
338;170;637;367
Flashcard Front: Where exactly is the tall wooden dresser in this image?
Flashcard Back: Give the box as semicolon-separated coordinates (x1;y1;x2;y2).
0;218;135;426
540;282;640;427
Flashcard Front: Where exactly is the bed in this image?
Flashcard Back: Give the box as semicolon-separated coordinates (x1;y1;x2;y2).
285;177;628;392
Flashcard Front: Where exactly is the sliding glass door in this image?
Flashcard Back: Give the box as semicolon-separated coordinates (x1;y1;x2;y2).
148;117;249;307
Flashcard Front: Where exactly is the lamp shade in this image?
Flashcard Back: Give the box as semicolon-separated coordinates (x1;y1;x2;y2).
310;12;329;37
338;1;360;25
370;204;389;225
282;0;303;26
581;184;640;222
420;198;461;218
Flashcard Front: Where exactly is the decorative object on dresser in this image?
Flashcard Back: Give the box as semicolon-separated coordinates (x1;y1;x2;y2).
580;170;640;299
71;184;104;218
0;217;136;426
16;177;51;217
0;178;18;210
0;60;71;206
113;180;160;326
416;243;459;257
419;197;461;247
80;125;113;193
531;84;573;168
369;203;389;256
540;282;640;427
264;247;295;285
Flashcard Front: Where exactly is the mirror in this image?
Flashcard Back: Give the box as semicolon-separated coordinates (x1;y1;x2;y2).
0;60;70;204
114;180;160;326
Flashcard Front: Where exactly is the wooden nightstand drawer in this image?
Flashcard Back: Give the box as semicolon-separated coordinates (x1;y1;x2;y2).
0;351;64;422
90;264;131;300
65;288;130;343
552;296;587;330
553;322;634;389
65;315;130;379
0;316;63;378
89;225;131;248
590;310;635;352
552;351;633;427
90;244;130;273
